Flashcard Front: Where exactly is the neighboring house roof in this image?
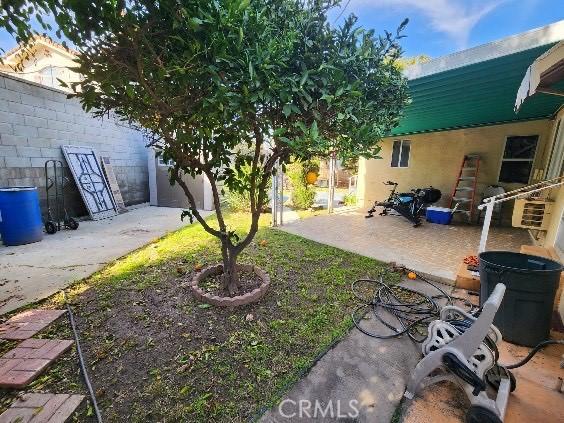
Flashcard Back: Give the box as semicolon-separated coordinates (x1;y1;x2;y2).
393;21;564;136
1;35;77;65
0;35;80;91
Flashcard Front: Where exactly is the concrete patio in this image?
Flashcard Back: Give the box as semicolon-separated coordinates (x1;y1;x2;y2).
0;204;211;315
279;209;531;283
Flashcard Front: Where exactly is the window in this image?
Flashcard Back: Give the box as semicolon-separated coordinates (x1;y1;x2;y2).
498;135;538;184
391;140;410;168
38;66;59;88
157;156;174;167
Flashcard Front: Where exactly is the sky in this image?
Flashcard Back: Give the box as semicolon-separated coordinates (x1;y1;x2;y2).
329;0;564;58
1;0;563;59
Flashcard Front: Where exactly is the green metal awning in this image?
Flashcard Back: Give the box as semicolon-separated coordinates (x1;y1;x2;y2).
392;44;564;136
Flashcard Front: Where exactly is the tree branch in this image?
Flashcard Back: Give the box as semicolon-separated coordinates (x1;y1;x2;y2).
201;166;228;236
234;146;289;254
171;167;222;238
249;123;263;214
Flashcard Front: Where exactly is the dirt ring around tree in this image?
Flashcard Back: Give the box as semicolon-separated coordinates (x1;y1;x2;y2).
189;264;270;306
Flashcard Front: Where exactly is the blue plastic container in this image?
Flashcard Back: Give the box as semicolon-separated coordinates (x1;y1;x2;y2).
426;206;453;225
0;187;44;246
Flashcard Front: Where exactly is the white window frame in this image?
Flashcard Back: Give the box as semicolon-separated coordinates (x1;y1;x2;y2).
38;66;57;88
157;156;174;167
497;135;539;184
391;139;411;168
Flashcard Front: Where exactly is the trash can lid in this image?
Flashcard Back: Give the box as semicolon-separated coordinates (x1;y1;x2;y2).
479;251;562;272
0;186;37;192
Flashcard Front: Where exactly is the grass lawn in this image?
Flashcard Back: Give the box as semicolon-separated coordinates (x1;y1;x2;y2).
0;212;396;422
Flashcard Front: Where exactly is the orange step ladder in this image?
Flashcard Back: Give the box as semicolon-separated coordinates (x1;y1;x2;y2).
449;154;480;222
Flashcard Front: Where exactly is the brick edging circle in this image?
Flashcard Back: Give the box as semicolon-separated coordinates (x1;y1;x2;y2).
189;264;270;307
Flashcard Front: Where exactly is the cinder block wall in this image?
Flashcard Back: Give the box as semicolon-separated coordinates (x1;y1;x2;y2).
0;73;148;218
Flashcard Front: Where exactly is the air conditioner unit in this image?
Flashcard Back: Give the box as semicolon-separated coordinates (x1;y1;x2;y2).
512;198;554;230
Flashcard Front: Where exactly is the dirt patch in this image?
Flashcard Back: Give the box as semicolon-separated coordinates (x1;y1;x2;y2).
402;381;467;423
199;268;263;297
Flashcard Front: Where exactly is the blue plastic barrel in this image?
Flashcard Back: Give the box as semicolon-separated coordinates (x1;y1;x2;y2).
0;187;44;246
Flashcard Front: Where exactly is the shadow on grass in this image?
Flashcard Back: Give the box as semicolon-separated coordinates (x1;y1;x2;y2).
1;213;399;422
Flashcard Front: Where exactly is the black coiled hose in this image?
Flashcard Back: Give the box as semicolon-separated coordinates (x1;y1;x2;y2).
350;272;563;370
351;274;476;343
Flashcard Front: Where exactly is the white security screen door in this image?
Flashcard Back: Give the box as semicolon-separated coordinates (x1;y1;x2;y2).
62;145;118;220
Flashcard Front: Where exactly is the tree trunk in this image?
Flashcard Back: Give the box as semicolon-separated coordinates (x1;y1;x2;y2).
221;240;240;295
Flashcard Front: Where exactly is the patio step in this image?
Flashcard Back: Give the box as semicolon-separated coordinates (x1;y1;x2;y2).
0;393;84;422
458;176;476;180
0;339;74;388
455;187;474;191
0;309;66;340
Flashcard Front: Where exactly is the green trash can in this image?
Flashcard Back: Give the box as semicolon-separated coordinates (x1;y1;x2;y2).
479;251;562;347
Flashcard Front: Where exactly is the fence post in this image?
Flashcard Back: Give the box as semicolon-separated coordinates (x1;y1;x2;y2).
328;152;336;214
279;168;284;226
271;161;278;227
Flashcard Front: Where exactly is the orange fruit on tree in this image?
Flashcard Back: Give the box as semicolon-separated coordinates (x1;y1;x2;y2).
407;272;417;280
306;171;318;185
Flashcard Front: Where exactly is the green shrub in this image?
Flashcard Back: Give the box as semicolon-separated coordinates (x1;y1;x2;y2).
292;186;317;209
225;164;271;212
343;193;357;206
225;189;252;212
286;160;318;210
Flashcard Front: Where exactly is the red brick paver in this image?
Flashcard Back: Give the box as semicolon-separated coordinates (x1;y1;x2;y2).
0;339;73;388
0;310;66;340
0;393;84;423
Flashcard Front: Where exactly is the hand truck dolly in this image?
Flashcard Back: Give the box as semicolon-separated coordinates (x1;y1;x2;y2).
44;159;79;234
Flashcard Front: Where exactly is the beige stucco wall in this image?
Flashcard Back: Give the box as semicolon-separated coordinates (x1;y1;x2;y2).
358;119;555;221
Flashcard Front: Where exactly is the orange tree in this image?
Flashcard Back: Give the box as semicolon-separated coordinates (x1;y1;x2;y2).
2;0;409;294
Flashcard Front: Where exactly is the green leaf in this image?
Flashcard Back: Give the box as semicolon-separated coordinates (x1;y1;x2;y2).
290;104;301;115
320;93;333;103
125;85;134;98
189;17;203;28
295;121;307;133
310;121;318;139
300;71;309;87
283;104;292;117
198;304;212;309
